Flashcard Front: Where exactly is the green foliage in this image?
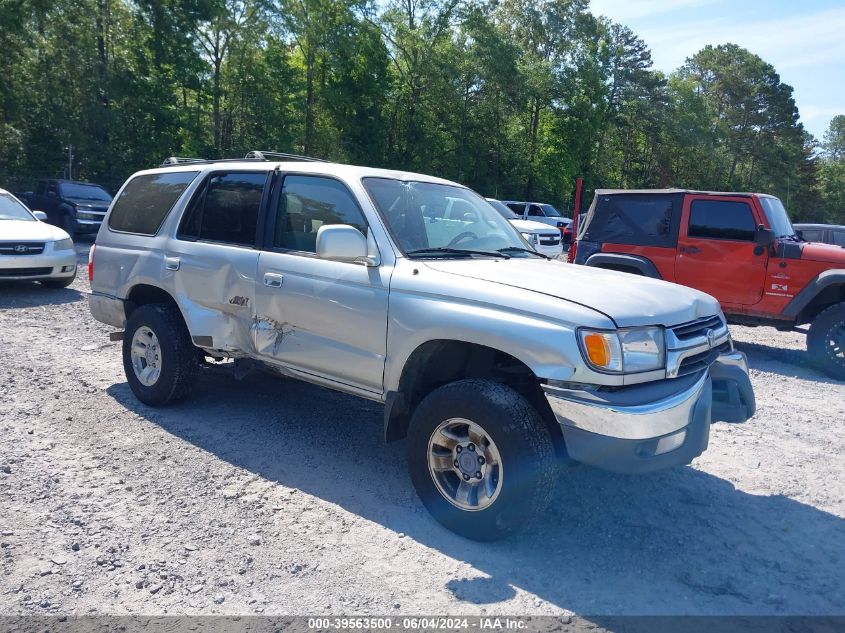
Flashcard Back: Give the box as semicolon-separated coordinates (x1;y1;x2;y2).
0;0;840;222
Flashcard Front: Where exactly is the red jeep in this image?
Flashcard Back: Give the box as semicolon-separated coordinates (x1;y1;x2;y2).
571;189;845;379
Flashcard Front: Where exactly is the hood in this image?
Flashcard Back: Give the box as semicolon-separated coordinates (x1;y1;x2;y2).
423;258;721;328
509;219;560;234
66;197;111;210
0;219;69;242
800;241;845;265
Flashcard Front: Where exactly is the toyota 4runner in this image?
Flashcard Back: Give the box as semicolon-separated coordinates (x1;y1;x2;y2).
572;189;845;380
89;155;755;540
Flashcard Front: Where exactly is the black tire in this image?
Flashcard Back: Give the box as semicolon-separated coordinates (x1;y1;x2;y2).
40;269;76;288
60;213;76;239
123;303;199;406
807;302;845;380
407;379;557;541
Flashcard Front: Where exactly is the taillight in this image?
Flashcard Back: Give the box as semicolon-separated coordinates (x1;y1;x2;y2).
88;244;96;281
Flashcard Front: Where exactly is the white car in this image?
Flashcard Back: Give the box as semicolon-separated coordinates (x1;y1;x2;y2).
0;188;77;287
486;198;563;258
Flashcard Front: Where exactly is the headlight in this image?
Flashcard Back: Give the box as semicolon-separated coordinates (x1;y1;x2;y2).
578;327;665;374
53;238;74;251
520;232;538;245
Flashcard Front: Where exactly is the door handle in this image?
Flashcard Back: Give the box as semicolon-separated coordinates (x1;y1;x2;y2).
263;272;284;288
164;256;180;271
681;246;700;255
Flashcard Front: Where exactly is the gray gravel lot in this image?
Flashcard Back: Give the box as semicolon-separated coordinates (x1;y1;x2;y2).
0;243;843;617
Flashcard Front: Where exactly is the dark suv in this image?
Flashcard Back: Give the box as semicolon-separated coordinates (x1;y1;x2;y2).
795;223;845;247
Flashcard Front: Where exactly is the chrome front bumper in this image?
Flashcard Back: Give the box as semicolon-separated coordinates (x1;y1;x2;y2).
543;351;754;473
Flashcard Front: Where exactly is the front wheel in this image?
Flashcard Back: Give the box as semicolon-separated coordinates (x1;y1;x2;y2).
407;379;557;541
123;304;199;405
808;302;845;380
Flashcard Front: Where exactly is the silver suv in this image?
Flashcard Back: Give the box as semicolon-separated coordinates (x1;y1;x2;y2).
89;154;755;540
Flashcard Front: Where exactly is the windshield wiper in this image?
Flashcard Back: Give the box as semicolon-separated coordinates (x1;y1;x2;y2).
406;247;509;259
497;246;550;260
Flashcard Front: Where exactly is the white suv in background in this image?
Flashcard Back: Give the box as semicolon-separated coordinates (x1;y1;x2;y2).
486;198;563;258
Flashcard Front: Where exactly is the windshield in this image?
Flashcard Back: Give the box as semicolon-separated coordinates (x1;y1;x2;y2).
539;204;563;218
759;196;795;238
61;183;112;201
486;199;519;220
363;179;530;257
0;193;35;221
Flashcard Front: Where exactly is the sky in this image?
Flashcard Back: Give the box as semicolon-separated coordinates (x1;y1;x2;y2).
588;0;845;142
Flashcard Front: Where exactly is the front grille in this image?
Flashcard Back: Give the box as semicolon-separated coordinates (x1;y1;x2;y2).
539;235;560;246
0;242;46;255
666;315;730;378
676;341;731;376
671;314;724;340
0;267;53;277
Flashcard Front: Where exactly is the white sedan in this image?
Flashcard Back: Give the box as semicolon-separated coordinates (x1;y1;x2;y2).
486;198;563;258
0;188;77;287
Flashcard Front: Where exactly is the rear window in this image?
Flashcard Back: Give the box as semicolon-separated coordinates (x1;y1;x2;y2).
581;193;682;248
108;171;199;235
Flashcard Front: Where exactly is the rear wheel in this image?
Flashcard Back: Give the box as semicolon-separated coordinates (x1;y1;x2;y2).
123;304;199;405
808;302;845;380
407;379;557;541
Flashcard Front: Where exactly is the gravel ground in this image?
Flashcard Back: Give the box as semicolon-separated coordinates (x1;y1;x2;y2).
0;242;843;617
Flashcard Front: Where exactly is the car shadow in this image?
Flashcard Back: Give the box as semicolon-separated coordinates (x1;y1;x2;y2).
734;340;843;386
105;369;845;616
0;282;84;308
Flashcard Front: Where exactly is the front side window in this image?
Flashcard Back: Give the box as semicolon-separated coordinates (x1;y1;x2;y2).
799;229;824;242
110;171;199;235
688;200;757;241
0;193;35;221
363;178;527;256
179;172;265;246
273;175;368;253
833;231;845;246
527;205;543;217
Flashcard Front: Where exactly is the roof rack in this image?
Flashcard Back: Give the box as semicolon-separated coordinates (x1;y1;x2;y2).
160;151;328;168
244;150;327;162
161;156;208;166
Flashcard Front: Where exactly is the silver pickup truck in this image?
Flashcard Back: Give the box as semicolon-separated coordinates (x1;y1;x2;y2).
89;155;755;540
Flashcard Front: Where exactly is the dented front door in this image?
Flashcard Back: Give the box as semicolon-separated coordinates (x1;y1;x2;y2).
252;252;390;394
251;173;390;395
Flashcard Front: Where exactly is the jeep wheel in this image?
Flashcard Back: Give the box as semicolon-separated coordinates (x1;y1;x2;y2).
808;302;845;380
123;304;199;405
407;379;556;541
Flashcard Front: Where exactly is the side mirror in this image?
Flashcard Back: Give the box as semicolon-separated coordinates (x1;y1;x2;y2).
33;210;48;221
754;225;776;247
316;224;377;265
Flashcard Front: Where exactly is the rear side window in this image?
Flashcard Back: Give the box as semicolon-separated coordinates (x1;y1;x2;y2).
581;193;682;247
272;175;368;254
178;172;266;246
506;203;525;214
833;231;845;246
688;200;756;241
109;172;198;235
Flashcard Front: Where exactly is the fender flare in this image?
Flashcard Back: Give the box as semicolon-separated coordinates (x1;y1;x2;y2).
782;269;845;319
584;253;662;279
